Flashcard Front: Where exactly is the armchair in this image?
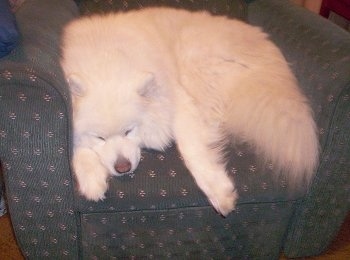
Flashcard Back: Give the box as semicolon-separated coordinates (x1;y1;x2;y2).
0;0;349;259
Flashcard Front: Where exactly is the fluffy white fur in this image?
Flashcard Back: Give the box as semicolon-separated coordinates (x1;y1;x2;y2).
60;8;319;216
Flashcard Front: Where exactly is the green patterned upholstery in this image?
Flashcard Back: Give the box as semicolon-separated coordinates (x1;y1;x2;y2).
0;173;6;216
0;0;349;259
247;1;350;257
78;0;249;19
0;0;79;258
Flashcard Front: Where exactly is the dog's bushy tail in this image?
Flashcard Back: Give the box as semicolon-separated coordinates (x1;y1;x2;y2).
225;73;319;188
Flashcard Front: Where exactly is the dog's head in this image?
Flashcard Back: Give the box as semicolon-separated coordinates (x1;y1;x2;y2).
65;66;158;176
61;24;166;176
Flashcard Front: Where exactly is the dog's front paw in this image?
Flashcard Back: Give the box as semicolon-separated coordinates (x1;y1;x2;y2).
77;169;109;201
208;185;238;217
73;148;110;201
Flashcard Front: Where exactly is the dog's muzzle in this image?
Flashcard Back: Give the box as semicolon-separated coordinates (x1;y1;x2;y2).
114;155;132;174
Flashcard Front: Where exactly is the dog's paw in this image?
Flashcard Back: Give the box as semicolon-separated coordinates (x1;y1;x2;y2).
208;185;238;217
73;148;110;201
77;170;108;201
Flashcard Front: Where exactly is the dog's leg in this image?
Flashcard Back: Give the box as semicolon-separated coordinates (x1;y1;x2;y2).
73;147;109;201
173;92;238;216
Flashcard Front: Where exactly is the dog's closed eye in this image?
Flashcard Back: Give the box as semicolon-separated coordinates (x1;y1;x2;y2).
90;133;106;142
124;126;137;137
124;129;132;136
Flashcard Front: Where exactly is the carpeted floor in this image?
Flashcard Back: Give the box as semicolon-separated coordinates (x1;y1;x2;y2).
0;212;349;259
0;214;23;260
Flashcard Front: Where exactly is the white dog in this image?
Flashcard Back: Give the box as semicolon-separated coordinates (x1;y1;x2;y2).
60;8;319;216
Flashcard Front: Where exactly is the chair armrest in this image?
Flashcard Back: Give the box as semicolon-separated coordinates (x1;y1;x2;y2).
0;0;80;258
247;0;350;257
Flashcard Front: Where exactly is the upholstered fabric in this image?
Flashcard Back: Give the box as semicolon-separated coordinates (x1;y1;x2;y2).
78;0;249;20
81;203;295;259
0;0;349;259
248;1;350;257
0;198;5;217
0;0;79;258
0;174;6;216
249;1;350;257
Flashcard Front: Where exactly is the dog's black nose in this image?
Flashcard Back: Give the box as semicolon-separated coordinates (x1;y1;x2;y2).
114;156;132;173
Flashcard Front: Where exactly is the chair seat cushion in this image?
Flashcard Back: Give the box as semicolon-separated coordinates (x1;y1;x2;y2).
76;143;304;213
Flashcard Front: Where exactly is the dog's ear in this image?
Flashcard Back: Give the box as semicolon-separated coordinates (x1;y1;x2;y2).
66;74;86;97
137;72;158;99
